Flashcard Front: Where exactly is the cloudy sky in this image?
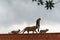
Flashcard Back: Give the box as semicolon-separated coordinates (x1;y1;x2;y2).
0;0;60;33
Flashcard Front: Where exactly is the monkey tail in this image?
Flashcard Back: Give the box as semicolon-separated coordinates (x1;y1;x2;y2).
21;28;26;33
21;30;24;33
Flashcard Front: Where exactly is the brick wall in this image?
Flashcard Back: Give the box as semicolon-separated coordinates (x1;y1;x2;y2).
0;33;60;40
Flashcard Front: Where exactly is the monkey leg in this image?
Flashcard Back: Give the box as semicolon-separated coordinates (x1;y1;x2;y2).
35;30;37;34
23;30;25;34
32;31;34;34
27;31;29;34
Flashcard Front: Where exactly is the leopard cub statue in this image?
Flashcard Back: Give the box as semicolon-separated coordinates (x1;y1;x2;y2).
39;29;49;34
9;29;20;34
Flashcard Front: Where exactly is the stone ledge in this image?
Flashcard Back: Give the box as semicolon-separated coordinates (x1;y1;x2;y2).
0;33;60;40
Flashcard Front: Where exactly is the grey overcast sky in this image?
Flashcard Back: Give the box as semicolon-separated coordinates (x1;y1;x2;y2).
0;0;60;33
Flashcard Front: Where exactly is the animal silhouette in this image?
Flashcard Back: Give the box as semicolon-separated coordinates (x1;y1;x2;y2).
11;29;20;34
36;18;41;32
22;26;38;34
22;18;41;34
40;29;48;34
